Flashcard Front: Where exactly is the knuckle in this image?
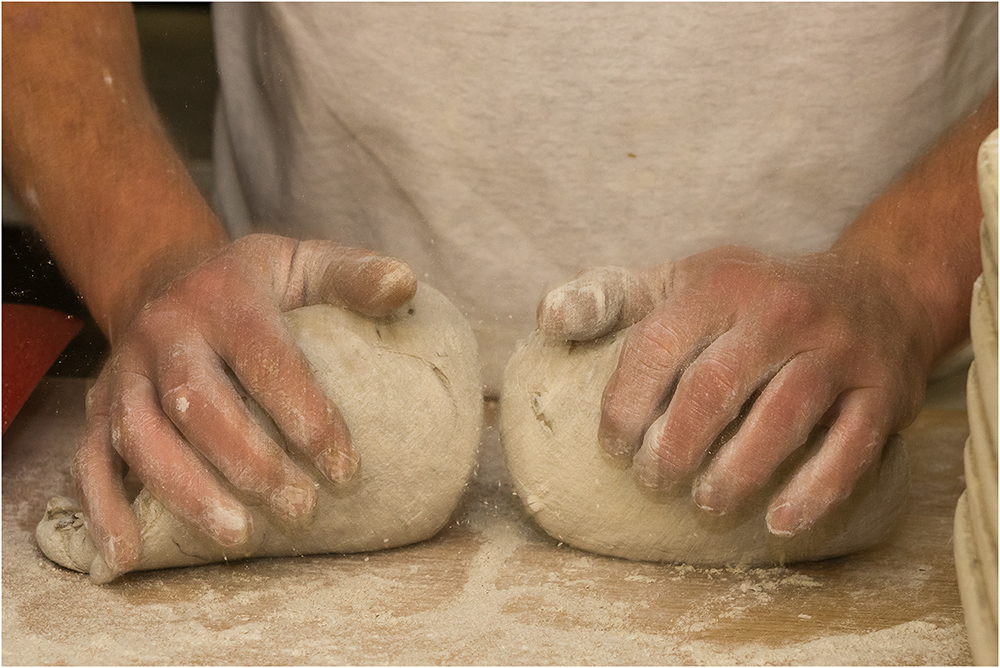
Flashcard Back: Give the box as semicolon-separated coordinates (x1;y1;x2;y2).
685;354;743;402
687;248;760;290
84;372;113;417
301;402;350;452
640;435;699;485
711;455;766;497
598;402;642;453
129;306;176;342
757;371;831;438
760;408;805;445
71;445;92;484
107;393;139;456
763;284;825;330
640;418;704;482
231;352;281;393
626;319;684;377
226;460;280;497
599;373;661;448
158;368;217;424
664;360;746;445
160;381;195;418
208;441;288;500
804;467;853;508
656;445;698;480
825;418;887;482
598;395;631;435
841;422;884;464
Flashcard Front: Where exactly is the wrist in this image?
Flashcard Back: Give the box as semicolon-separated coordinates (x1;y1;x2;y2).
2;4;231;343
99;224;229;345
830;204;974;372
32;115;230;340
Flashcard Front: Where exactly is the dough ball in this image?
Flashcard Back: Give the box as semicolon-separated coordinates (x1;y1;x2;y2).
37;283;482;580
500;329;909;566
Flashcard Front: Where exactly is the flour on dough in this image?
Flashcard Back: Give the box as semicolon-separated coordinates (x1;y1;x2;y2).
501;329;909;566
37;284;482;582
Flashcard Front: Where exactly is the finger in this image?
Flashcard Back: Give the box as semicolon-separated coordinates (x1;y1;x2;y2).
691;352;839;515
630;326;782;488
291;240;417;317
110;369;253;547
218;316;357;486
537;264;674;341
765;388;890;536
537;266;648;340
597;292;724;460
157;345;318;521
74;377;142;582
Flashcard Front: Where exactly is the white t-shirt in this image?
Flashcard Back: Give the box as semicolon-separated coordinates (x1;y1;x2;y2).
211;3;998;392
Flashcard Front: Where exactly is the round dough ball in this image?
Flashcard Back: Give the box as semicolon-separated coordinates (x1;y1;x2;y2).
37;283;482;580
501;329;909;566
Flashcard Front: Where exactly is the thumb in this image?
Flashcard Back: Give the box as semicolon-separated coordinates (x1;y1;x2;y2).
293;241;418;317
537;264;674;341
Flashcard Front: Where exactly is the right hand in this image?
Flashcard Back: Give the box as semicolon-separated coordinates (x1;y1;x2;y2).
536;245;936;537
74;233;417;581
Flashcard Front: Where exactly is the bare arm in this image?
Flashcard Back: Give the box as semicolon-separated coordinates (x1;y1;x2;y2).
834;84;999;366
3;4;416;582
2;3;227;337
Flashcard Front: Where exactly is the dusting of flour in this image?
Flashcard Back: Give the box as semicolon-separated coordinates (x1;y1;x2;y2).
2;388;973;665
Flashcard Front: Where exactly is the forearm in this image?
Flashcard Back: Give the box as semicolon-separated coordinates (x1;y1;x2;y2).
2;3;228;340
833;85;998;367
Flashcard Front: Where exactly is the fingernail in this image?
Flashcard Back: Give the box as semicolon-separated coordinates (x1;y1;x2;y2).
271;484;316;520
319;447;360;484
597;421;636;459
632;445;665;488
376;257;413;288
550;281;614;340
571;281;606;315
692;479;724;515
102;535;121;572
766;501;810;537
365;256;416;306
599;433;634;459
633;422;677;488
89;551;119;584
205;502;252;547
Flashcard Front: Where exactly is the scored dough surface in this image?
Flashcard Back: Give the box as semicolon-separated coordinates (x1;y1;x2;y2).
501;329;909;566
37;284;482;581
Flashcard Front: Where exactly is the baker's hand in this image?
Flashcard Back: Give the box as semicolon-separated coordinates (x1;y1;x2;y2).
537;246;937;537
74;233;417;581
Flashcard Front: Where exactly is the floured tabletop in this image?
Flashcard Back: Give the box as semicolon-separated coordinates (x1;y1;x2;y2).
3;378;972;664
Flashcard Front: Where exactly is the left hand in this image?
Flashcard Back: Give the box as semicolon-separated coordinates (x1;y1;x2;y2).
537;245;937;536
73;234;417;580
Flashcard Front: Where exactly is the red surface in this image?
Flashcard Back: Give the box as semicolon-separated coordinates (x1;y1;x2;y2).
2;304;84;433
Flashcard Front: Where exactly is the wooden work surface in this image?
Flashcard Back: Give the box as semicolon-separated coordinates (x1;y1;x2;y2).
3;378;973;664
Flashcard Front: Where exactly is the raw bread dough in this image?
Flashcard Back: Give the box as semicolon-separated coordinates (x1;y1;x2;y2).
954;128;999;667
501;329;909;566
955;491;998;666
37;284;482;582
971;278;998;442
978;129;998;316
